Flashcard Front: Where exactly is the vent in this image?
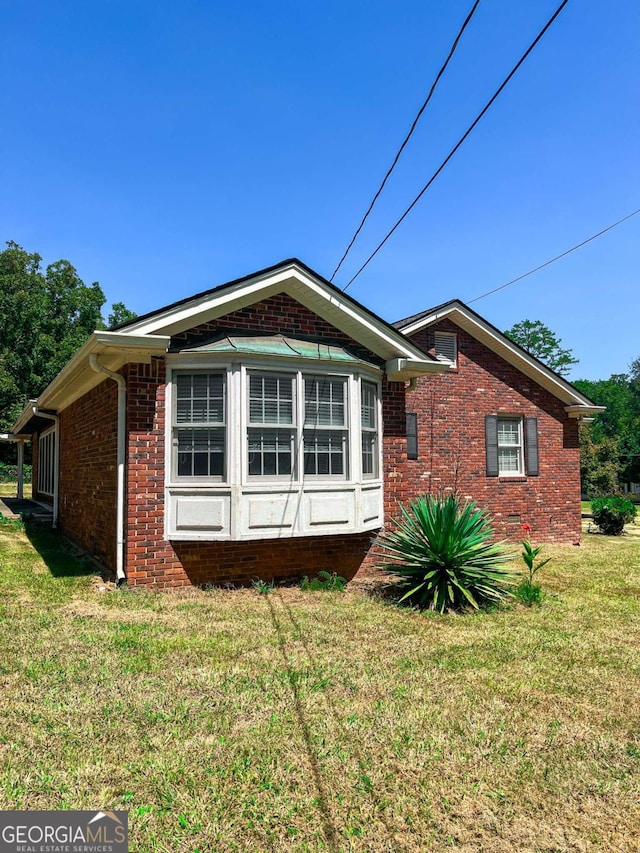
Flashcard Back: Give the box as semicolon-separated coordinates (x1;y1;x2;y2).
434;332;457;365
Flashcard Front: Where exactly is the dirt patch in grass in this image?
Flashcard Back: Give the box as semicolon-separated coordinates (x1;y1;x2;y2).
0;528;639;851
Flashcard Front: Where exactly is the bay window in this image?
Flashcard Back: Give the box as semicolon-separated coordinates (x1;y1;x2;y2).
166;360;383;540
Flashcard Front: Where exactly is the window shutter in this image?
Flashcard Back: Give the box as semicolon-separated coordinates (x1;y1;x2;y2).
525;417;539;476
406;413;418;460
485;415;498;477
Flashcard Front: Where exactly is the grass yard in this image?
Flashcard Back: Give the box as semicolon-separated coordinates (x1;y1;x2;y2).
0;519;639;852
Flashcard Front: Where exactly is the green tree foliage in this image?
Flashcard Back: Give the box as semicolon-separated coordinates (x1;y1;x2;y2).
504;319;578;376
0;241;136;432
579;424;621;498
108;301;138;328
574;374;640;458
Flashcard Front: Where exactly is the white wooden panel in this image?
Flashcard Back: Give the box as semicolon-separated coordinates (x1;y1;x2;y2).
361;486;383;524
173;495;228;532
247;495;296;529
307;493;353;527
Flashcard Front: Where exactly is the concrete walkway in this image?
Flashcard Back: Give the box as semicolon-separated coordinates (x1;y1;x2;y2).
0;497;53;523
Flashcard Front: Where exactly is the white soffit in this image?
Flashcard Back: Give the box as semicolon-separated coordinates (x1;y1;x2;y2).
35;332;170;413
120;263;434;365
400;303;600;409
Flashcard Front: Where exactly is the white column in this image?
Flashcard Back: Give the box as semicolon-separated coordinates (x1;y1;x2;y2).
16;440;24;500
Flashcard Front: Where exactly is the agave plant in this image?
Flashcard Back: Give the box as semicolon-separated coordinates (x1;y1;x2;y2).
377;494;513;612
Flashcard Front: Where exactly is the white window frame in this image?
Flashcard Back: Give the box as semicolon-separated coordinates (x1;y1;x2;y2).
434;331;457;367
38;427;56;497
361;380;378;479
497;416;524;477
172;369;228;483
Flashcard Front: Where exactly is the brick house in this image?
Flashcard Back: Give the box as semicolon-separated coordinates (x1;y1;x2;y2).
11;259;602;588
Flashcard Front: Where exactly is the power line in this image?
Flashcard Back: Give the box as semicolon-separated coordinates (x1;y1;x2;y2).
330;0;481;282
467;207;640;304
341;0;569;294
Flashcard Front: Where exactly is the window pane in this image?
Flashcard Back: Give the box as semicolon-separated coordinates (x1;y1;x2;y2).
177;428;225;477
249;374;294;425
361;382;376;429
176;373;224;424
362;432;375;475
497;420;520;445
304;377;346;426
498;447;520;472
248;428;293;476
303;429;346;476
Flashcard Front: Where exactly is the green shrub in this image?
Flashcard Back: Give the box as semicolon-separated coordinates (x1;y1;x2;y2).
377;494;513;613
300;571;347;592
0;463;32;484
592;495;637;535
515;580;543;606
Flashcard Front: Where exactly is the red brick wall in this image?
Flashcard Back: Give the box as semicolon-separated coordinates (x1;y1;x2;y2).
393;319;581;543
57;381;119;568
124;294;381;588
50;294;580;587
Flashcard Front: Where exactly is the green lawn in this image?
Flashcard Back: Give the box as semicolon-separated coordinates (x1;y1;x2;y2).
1;519;639;851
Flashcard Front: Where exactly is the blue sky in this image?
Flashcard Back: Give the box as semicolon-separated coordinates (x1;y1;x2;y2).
1;0;637;380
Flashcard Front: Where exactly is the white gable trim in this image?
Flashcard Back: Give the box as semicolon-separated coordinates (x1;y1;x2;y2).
119;261;445;373
398;301;604;411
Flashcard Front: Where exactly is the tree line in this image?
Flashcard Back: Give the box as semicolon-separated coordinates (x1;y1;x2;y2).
0;241;136;437
504;319;640;495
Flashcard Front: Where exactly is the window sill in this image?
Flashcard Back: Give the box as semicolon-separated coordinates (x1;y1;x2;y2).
497;476;527;483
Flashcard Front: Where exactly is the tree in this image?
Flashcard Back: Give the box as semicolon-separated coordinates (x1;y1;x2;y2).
579;425;621;498
504;319;578;376
108;301;138;328
574;374;640;458
0;241;136;433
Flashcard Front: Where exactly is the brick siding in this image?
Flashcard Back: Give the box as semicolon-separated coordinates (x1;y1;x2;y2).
38;296;581;587
57;381;119;567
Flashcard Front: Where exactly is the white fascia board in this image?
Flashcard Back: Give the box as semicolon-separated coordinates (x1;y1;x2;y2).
400;303;598;408
122;263;434;365
34;331;170;413
565;405;606;418
385;358;450;381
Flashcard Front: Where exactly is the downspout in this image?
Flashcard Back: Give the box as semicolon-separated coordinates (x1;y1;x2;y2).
33;408;59;528
89;355;127;585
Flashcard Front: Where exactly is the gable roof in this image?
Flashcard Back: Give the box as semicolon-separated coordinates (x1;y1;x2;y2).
10;259;448;430
395;299;604;415
114;258;447;380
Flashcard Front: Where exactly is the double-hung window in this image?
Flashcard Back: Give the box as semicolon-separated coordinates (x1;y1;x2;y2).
248;373;295;476
361;381;378;477
497;417;523;475
174;372;226;478
303;376;348;477
486;415;539;478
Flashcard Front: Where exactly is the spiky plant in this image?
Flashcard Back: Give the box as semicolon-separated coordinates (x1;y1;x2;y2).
377;494;513;612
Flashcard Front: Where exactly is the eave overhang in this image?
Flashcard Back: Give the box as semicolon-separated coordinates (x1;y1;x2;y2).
118;260;441;374
11;331;170;431
565;405;606;418
397;301;602;411
385;358;450;382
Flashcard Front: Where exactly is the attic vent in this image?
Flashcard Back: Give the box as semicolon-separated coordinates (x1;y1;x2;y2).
434;332;457;366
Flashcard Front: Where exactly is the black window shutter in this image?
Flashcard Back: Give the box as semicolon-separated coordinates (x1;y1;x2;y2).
485;415;498;477
406;413;418;460
525;417;539;476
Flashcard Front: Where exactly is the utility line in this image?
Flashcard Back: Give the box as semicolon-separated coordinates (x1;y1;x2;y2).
330;0;481;283
341;0;569;294
467;207;640;304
